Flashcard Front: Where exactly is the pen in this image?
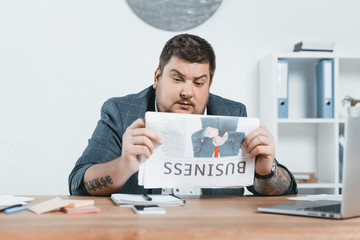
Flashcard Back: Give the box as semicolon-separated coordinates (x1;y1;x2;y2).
142;194;152;201
170;194;186;205
0;204;23;212
4;204;33;214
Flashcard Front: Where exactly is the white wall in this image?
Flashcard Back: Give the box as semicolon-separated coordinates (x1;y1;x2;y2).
1;0;360;195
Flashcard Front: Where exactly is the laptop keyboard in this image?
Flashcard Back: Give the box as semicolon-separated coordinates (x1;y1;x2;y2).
302;204;341;213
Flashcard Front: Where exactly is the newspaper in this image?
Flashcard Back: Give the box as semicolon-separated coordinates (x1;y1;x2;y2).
138;112;260;189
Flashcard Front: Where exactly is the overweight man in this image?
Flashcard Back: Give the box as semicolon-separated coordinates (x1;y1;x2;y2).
68;34;297;196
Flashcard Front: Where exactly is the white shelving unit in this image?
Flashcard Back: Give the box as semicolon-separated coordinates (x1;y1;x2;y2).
259;52;360;194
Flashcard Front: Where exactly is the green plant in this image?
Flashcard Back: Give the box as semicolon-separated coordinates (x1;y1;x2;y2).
342;95;360;107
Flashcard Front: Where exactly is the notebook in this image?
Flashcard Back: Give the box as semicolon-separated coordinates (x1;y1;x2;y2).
111;194;185;206
258;117;360;219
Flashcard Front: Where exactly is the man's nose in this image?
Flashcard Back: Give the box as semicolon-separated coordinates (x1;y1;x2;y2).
180;81;193;98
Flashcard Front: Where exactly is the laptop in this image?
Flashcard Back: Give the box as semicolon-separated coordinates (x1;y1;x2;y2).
258;117;360;219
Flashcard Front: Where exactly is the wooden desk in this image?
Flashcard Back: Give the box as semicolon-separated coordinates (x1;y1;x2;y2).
1;195;359;240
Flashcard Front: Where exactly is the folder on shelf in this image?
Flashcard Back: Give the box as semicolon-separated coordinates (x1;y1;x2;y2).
339;133;345;183
316;59;334;118
277;60;289;118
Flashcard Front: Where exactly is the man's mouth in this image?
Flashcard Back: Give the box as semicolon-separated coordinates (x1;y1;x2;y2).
177;102;193;109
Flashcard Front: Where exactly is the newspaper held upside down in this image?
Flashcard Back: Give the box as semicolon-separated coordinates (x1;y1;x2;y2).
138;112;260;189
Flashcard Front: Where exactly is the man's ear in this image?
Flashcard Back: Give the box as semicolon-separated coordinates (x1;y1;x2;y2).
153;67;161;89
209;77;213;88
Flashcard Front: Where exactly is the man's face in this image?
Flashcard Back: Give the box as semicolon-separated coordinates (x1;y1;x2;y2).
153;56;212;114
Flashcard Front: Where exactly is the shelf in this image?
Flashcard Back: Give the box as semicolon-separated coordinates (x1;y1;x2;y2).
277;118;336;124
277;118;347;124
273;52;335;59
338;119;346;124
297;183;337;189
258;53;357;194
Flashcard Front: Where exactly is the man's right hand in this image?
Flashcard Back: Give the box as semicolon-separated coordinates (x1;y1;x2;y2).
121;118;162;175
83;118;161;196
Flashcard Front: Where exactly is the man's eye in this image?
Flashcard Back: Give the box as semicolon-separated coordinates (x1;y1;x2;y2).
173;78;181;82
195;82;204;86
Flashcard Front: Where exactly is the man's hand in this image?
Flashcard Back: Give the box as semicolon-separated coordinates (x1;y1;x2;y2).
204;127;219;138
242;122;275;175
213;132;228;146
121;118;162;175
83;118;161;196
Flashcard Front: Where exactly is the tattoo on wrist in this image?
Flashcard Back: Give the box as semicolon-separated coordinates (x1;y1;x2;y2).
254;166;291;195
85;175;113;194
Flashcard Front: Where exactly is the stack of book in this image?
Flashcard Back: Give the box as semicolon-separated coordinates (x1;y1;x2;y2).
293;41;335;52
61;199;100;214
293;172;318;184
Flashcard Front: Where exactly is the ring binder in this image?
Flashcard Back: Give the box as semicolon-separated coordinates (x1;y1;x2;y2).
316;59;334;118
277;60;289;118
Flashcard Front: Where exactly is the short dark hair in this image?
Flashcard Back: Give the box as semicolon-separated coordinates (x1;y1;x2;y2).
159;34;216;81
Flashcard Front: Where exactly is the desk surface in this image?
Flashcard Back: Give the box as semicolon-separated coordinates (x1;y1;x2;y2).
1;195;359;240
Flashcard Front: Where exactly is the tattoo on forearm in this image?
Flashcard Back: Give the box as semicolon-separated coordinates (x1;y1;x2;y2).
254;166;291;195
85;175;113;194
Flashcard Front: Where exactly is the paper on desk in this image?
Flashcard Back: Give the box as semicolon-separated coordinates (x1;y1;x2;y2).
287;194;342;201
138;112;260;188
0;195;34;207
29;197;95;214
30;197;68;214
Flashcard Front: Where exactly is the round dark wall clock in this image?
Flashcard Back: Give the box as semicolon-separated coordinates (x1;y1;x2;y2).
126;0;223;32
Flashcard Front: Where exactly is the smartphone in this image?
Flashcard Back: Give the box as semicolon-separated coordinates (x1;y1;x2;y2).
132;205;166;214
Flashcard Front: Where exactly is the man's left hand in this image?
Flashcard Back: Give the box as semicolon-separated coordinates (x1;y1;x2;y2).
242;122;275;176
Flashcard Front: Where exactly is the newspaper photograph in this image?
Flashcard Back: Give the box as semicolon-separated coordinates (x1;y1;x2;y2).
138;112;260;189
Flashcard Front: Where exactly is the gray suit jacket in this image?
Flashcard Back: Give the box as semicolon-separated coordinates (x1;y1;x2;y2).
68;86;297;196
